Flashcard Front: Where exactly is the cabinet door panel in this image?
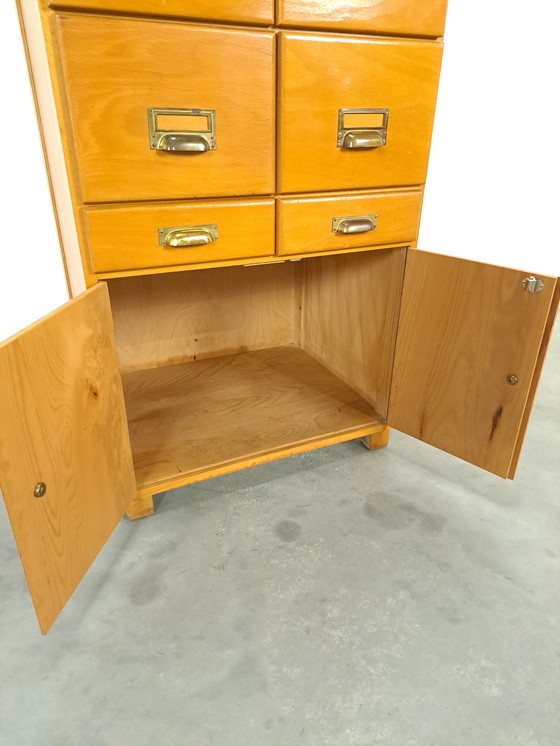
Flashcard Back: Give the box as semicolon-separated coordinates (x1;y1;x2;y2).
388;251;558;478
56;15;275;202
49;1;274;25
279;33;442;194
278;0;447;38
0;284;136;633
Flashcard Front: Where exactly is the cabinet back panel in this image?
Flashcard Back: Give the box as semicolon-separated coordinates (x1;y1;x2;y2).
107;263;297;372
300;248;407;417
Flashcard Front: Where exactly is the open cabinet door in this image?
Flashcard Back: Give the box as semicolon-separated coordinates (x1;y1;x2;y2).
0;284;136;633
388;251;559;478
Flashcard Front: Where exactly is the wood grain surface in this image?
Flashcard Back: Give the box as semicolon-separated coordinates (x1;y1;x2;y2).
0;285;135;633
85;198;275;272
277;188;422;255
278;0;447;37
48;0;274;25
122;346;382;490
389;251;558;477
278;32;442;193
301;248;406;416
55;14;275;202
108;263;298;372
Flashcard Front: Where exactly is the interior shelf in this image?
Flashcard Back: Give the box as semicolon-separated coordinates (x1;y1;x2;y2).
122;345;383;492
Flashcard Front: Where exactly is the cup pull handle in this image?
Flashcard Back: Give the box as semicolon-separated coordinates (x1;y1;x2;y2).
157;134;210;153
341;130;385;149
332;214;378;234
158;224;218;248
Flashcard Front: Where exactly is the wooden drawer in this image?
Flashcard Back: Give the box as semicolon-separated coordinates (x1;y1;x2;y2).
84;199;275;272
277;0;447;38
278;33;442;194
277;189;422;256
49;1;274;25
55;15;275;203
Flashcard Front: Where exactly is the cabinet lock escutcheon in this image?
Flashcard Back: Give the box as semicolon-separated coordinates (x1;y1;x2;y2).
522;276;544;293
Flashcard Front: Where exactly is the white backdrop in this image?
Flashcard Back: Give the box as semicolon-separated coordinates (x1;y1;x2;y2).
0;0;68;342
1;0;558;342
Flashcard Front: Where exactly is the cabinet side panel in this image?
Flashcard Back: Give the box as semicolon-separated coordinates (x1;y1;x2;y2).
108;263;297;372
0;285;136;633
300;248;407;416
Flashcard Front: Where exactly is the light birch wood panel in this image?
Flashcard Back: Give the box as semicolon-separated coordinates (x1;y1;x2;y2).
388;251;558;478
278;0;447;38
0;284;136;633
300;248;407;416
277;188;422;255
507;280;560;478
108;263;297;372
84;198;275;272
48;0;274;25
55;14;275;202
278;32;442;193
122;346;382;490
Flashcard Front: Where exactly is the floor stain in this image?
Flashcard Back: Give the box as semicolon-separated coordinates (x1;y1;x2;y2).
364;493;446;534
275;519;302;542
129;575;164;606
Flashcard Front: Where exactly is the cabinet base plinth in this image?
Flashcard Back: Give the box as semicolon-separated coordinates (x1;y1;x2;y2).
126;493;154;520
362;427;390;451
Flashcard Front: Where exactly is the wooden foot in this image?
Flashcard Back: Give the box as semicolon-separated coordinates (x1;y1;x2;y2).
361;427;390;451
126;493;155;520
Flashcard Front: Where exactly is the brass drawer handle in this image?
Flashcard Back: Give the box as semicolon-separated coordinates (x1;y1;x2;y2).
332;214;378;234
148;107;216;152
337;108;389;149
158;224;218;248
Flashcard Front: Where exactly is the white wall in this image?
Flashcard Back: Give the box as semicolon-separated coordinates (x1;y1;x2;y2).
0;0;68;343
420;0;560;276
0;0;558;344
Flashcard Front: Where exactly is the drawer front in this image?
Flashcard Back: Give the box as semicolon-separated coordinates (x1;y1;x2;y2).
278;0;447;38
49;1;274;25
85;199;275;272
277;190;422;256
56;15;275;203
279;33;442;194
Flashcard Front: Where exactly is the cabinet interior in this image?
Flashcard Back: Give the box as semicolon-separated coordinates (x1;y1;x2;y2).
107;248;407;492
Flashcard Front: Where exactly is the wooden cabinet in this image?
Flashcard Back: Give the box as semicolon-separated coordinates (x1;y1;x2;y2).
3;0;557;633
55;15;276;202
84;198;276;272
278;32;443;193
277;0;447;37
47;0;275;25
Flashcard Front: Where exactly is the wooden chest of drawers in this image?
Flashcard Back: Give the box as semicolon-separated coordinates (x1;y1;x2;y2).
1;0;558;633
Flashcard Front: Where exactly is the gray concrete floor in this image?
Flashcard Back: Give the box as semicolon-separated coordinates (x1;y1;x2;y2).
1;324;559;746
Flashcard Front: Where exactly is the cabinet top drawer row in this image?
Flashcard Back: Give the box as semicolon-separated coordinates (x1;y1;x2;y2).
47;0;447;38
56;15;442;203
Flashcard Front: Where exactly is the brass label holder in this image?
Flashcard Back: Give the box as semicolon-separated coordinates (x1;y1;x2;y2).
337;108;389;149
148;108;216;152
